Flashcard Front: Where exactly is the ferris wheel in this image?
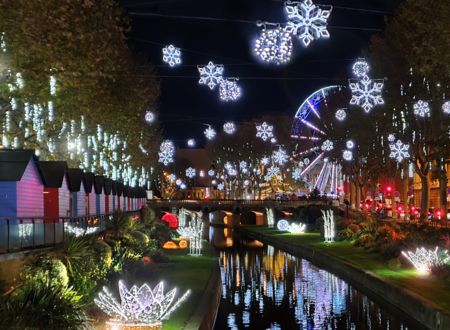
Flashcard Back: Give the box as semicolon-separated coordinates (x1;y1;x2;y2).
291;85;345;194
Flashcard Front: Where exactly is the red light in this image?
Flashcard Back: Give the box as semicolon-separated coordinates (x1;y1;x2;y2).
386;186;392;192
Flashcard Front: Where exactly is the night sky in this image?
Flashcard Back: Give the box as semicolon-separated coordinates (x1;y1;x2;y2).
120;0;401;145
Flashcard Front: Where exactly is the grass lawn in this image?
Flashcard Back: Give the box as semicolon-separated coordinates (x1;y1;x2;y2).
243;226;450;312
93;242;217;329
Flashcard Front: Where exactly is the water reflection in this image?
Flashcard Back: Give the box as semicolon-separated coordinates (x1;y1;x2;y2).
215;245;413;330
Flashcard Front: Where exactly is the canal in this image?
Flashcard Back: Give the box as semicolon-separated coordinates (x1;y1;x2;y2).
209;226;422;330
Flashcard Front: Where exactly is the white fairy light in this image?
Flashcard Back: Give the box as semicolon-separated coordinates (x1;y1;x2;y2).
401;247;450;275
266;208;275;228
272;147;289;165
187;139;196;147
65;225;99;237
284;0;333;47
292;167;302;181
219;78;241;102
349;75;384;113
321;139;334;151
346;140;354;149
94;281;191;328
288;223;306;234
342;150;353;161
413;100;430;118
49;75;57;95
254;26;293;65
335;109;347;121
277;219;290;231
198;61;224;90
185;167;196;178
256;122;274;141
145;111;155;123
352;59;370;78
322;209;335;243
389;139;410;163
223;122;236;134
442;101;450;114
158;140;175;166
162;44;182;67
204;126;216;140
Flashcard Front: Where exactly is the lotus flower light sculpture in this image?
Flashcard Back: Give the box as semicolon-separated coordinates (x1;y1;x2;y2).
95;281;190;328
277;220;306;234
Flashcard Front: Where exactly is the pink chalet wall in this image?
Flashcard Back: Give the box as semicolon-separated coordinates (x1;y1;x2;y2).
58;176;71;218
77;184;86;217
16;160;44;218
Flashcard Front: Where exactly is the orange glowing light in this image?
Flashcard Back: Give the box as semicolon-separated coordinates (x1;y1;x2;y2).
178;240;188;249
163;241;179;250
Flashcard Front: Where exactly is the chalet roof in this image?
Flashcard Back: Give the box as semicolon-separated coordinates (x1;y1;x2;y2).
0;149;44;182
82;172;95;193
104;178;112;194
39;161;68;188
67;168;84;192
94;175;104;194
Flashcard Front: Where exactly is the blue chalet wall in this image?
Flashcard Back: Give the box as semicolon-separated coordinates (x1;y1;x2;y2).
0;182;17;217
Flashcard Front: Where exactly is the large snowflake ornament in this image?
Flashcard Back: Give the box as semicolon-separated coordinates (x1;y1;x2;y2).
335;109;347;121
442;101;450;114
284;0;333;47
204;126;216;140
256;122;274;141
158;140;175;166
413;100;430;118
198;61;224;90
254;26;293;65
272;147;289;165
223;122;236;134
292;167;302;181
219;78;241;102
349;75;384;112
352;59;370;78
264;166;281;182
162;45;182;67
261;156;270;165
389;139;410;163
185;167;196;178
321;139;334;151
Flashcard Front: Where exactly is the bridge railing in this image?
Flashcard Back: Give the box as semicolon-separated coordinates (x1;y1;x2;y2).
149;198;331;208
0;212;140;254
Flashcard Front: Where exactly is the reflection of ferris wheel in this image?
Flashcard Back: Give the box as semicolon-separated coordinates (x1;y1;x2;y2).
291;86;345;194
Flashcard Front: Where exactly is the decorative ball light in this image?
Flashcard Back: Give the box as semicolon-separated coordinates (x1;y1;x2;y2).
254;26;293;65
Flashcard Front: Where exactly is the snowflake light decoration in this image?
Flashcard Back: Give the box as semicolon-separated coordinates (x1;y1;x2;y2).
387;134;396;143
277;219;290;231
168;174;176;182
284;0;333;47
204;126;216;140
239;161;248;170
335;109;347;121
198;61;224;90
158;140;175;166
389;139;410;163
145;111;155;123
346;140;354;149
94;281;191;328
261;156;270;165
162;45;182;67
349;75;384;113
272;147;289;165
413;100;430;118
223;122;236;134
264;166;280;182
321;139;333;151
292;167;302;181
254;26;293;65
217;183;224;191
442;101;450;114
219;78;241;102
342;150;353;161
208;169;215;177
352;59;370;78
256;122;274;141
402;247;450;275
185;167;196;178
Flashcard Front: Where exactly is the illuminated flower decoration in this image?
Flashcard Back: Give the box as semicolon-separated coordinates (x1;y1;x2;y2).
413;100;430;118
442;101;450;114
284;0;333;47
352;59;370;78
335;109;347;121
204;126;216;140
198;61;224;90
256;122;274;141
346;140;354;149
342;150;353;161
94;281;191;328
272;147;289;165
292;167;302;181
223;122;236;134
145;111;155;123
162;45;182;67
402;247;450;275
321;139;334;151
219;78;241;102
185;167;196;178
349;75;384;113
254;26;293;65
389;139;410;163
277;219;290;231
158;140;175;166
387;134;396;143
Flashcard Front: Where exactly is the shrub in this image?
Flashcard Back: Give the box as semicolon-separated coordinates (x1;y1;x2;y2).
337;228;354;241
23;257;69;288
93;240;113;269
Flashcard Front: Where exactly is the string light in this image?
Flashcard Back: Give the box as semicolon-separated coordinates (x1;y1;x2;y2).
402;247;450;275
